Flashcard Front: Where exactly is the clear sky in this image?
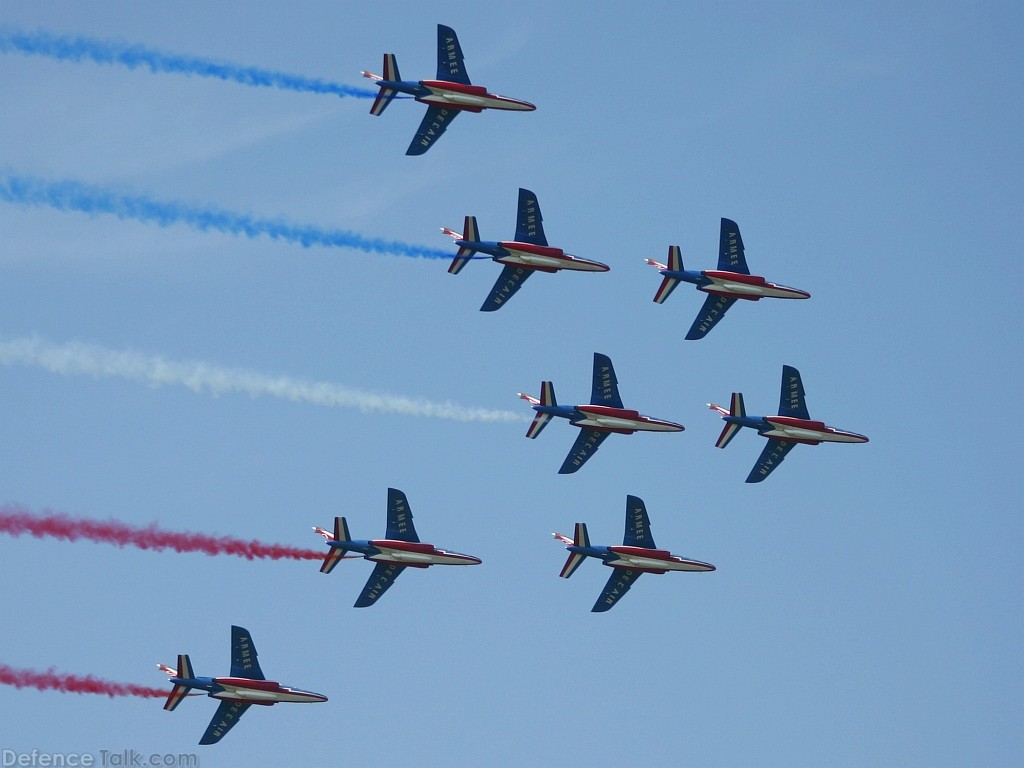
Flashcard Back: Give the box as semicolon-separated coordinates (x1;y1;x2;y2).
1;1;1020;766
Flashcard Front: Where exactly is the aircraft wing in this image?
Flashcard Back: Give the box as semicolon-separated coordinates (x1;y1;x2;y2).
354;562;405;607
778;365;810;420
746;438;797;483
385;488;419;542
199;699;252;745
480;264;532;311
623;495;657;549
558;428;610;474
717;218;749;274
590;353;624;408
685;294;738;340
514;188;548;246
230;626;265;681
592;569;642;612
436;24;471;84
406;106;460;156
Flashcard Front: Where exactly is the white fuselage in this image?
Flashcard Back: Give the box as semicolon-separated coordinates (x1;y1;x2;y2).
702;274;807;299
573;415;681;432
609;554;713;572
498;245;608;272
573;406;683;433
762;419;868;443
421;85;535;111
212;681;325;704
369;542;480;567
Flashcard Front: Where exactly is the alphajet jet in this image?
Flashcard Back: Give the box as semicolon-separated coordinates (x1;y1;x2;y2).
554;495;714;612
645;218;809;339
709;364;869;482
158;625;326;745
519;353;683;474
362;24;535;155
314;488;481;607
442;187;609;311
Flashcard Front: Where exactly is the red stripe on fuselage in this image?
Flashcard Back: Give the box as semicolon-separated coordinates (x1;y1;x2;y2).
420;80;488;95
371;540;436;554
609;546;672;560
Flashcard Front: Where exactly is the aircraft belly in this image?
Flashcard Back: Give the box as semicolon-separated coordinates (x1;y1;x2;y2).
502;250;565;269
574;416;641;430
372;548;474;565
822;431;869;443
422;90;511;109
613;556;710;571
214;686;283;702
763;426;828;441
635;420;684;432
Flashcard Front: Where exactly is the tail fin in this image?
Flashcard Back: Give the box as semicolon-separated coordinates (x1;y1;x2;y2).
649;245;684;304
334;515;352;543
363;54;401;115
558;523;589;578
522;381;556;439
444;215;481;275
162;654;194;711
319;517;352;574
573;521;590;548
712;393;745;449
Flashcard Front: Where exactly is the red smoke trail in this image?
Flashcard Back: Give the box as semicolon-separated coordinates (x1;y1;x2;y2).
0;505;322;561
0;664;167;698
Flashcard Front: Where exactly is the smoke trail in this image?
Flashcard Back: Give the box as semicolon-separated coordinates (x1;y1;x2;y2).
0;505;323;561
0;334;524;423
0;28;377;99
0;664;167;698
0;173;450;259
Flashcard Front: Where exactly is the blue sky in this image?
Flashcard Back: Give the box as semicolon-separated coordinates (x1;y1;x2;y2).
1;1;1020;766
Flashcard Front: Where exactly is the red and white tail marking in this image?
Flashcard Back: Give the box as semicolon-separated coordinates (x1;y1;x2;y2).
518;392;540;406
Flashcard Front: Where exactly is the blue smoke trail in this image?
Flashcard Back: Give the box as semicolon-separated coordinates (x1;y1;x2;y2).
0;173;450;260
0;28;377;99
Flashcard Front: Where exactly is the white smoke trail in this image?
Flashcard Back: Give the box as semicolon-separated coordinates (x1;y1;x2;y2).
0;334;523;424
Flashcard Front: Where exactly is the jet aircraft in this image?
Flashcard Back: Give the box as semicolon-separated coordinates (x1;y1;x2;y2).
709;364;869;482
518;353;683;474
362;24;535;155
158;625;326;745
314;487;481;607
442;187;609;311
554;495;714;612
645;218;809;339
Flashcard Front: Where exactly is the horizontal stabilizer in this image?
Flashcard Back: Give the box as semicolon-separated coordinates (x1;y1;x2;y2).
526;411;552;439
522;382;554;438
447;216;480;274
715;421;742;449
559;551;586;579
162;654;194;711
319;516;352;574
714;392;745;448
364;54;401;116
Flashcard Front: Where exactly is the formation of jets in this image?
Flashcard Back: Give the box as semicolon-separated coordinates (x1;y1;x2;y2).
144;23;867;746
